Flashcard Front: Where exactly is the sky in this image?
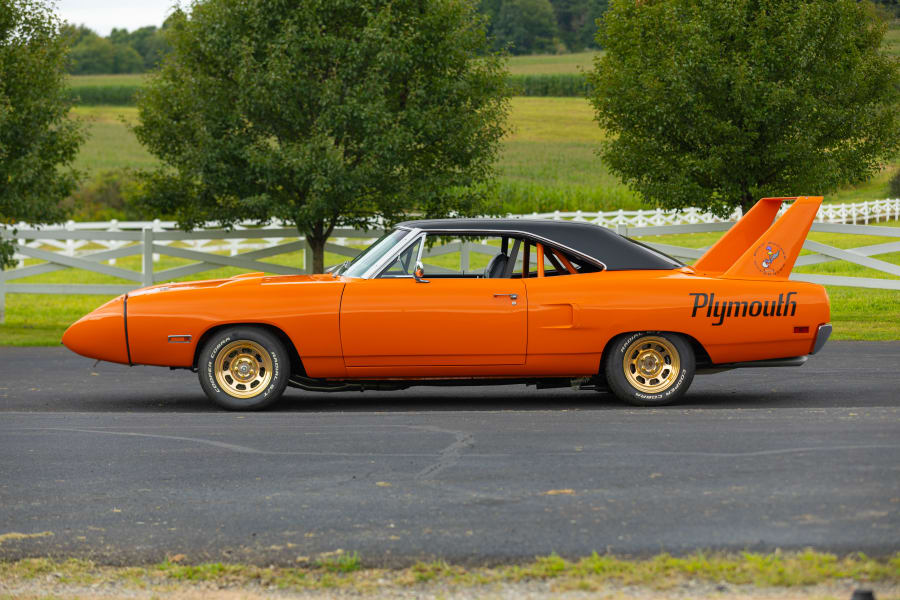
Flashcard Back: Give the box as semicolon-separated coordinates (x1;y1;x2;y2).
54;0;180;36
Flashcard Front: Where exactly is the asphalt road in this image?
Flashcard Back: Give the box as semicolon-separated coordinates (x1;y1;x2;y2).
0;342;898;566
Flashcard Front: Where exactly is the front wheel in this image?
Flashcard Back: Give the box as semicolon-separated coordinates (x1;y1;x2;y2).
198;327;290;411
604;332;695;406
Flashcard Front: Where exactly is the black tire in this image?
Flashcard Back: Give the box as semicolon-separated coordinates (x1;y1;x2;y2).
198;326;290;411
603;331;695;407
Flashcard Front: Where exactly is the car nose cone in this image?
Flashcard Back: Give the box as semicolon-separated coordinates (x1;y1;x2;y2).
61;295;130;364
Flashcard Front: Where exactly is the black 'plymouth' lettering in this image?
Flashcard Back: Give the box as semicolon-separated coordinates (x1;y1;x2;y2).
689;292;797;326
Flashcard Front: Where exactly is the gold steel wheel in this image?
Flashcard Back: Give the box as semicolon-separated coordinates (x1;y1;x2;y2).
214;340;273;399
622;335;681;394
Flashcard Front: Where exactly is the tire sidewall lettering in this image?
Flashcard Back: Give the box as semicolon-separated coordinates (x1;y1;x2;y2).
607;331;693;407
199;330;289;409
205;336;231;394
618;332;643;354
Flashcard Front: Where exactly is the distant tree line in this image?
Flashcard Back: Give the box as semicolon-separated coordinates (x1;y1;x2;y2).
479;0;608;54
64;1;608;74
63;22;170;74
58;0;899;74
873;0;900;16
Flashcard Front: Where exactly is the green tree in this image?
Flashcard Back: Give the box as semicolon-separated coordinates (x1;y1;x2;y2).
589;0;900;215
135;0;510;273
127;25;171;69
871;0;900;17
575;0;608;50
478;0;503;37
494;0;560;54
69;33;115;73
112;43;143;73
108;25;171;71
551;0;607;51
0;0;83;268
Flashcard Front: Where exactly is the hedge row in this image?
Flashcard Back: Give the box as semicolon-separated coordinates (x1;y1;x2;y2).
66;85;140;106
66;75;591;106
508;74;592;97
489;181;641;214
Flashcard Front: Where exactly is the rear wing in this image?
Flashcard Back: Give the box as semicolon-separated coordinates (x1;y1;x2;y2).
693;196;822;279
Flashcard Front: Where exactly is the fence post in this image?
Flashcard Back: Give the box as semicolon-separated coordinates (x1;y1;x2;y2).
616;224;629;237
65;220;75;257
461;242;470;273
142;228;154;287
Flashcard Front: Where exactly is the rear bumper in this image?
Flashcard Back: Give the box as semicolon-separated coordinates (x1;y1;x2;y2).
699;323;833;373
811;323;832;355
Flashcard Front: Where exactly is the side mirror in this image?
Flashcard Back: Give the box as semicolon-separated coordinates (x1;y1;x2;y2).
326;260;348;275
413;261;429;283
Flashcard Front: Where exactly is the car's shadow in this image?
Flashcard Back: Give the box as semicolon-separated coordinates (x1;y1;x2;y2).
6;341;894;413
36;384;880;413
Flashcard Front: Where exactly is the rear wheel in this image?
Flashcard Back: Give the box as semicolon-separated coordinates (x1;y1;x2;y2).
198;327;289;411
604;332;694;406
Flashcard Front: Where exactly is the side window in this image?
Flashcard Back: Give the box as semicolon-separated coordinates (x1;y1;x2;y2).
419;234;508;277
375;234;600;279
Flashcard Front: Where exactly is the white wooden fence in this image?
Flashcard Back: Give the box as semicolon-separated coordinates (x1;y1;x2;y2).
513;198;900;228
1;199;898;323
4;199;898;267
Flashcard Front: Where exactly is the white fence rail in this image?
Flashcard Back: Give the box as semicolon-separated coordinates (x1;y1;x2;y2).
1;201;898;323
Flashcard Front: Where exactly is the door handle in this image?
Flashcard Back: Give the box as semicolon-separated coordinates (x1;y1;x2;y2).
494;293;518;306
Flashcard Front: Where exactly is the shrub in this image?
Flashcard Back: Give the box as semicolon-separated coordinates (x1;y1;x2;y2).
484;181;643;214
62;169;155;220
66;84;139;105
890;168;900;198
509;74;591;97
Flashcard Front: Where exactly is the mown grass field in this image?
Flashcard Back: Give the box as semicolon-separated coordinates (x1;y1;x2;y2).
68;73;146;86
70;106;157;173
884;25;900;57
507;50;599;75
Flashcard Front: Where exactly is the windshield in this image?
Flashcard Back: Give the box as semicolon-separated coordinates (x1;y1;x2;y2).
340;229;410;278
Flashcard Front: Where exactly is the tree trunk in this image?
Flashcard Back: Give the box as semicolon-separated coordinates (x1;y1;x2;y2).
307;235;326;274
740;189;755;216
302;218;337;274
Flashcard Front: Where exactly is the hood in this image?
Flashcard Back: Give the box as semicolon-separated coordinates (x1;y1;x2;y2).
126;272;337;298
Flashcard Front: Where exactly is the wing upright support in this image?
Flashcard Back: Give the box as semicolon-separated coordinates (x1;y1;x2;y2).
693;196;822;279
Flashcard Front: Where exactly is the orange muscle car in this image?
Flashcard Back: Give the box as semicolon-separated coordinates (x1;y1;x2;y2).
63;196;831;410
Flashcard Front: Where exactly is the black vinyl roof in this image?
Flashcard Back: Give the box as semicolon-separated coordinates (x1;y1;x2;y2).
396;218;682;271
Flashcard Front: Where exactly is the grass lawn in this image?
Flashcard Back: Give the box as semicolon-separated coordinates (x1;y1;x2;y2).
884;25;899;58
68;73;146;87
507;50;599;75
1;551;898;596
70;106;158;174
